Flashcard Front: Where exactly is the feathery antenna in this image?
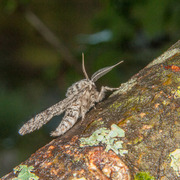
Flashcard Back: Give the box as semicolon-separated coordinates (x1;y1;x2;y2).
91;60;123;82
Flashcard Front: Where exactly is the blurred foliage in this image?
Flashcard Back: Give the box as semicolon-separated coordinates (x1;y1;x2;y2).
1;0;30;14
0;0;179;177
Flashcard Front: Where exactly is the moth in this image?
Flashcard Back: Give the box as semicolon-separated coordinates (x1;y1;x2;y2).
19;54;123;136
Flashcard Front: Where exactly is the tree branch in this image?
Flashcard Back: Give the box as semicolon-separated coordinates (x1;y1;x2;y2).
2;40;180;180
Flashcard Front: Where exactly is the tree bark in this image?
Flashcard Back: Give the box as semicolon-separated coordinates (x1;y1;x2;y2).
2;40;180;180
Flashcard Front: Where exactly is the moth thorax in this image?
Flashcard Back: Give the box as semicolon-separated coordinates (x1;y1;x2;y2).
66;79;94;97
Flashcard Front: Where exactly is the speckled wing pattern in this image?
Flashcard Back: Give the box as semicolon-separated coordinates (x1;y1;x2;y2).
19;95;74;136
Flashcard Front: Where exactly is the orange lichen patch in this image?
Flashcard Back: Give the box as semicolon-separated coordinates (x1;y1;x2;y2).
139;112;146;118
66;149;71;154
86;147;130;180
43;148;54;158
117;118;126;126
152;93;162;101
41;161;53;168
164;65;180;72
41;145;56;159
71;135;79;143
48;145;55;150
163;77;172;86
164;65;172;70
75;169;85;175
74;152;83;161
52;155;59;164
55;137;80;157
57;161;65;171
43;152;52;158
142;125;152;130
154;103;160;108
64;147;78;156
44;146;55;157
64;144;70;148
159;91;163;94
171;65;180;72
72;169;86;179
50;167;58;175
46;162;53;166
159;130;163;133
137;153;145;165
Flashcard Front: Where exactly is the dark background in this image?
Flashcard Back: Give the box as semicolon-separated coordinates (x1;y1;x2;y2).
0;0;179;177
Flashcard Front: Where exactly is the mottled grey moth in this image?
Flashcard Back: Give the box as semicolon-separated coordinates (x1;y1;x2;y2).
19;54;123;136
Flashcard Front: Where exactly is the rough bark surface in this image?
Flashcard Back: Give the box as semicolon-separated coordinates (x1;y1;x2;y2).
2;40;180;180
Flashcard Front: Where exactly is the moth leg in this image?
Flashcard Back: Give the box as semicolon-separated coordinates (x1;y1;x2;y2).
51;106;80;137
97;86;118;102
80;105;88;123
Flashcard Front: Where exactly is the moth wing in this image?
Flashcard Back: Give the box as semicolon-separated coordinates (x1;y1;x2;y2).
18;94;76;135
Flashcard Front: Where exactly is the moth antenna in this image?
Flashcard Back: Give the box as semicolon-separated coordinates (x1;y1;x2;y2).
91;60;123;82
82;53;90;80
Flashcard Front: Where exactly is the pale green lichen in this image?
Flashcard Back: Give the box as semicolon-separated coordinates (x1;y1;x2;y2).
134;172;155;180
13;165;39;180
110;101;122;110
80;124;128;156
177;86;180;97
169;149;180;177
162;99;170;106
171;86;180;99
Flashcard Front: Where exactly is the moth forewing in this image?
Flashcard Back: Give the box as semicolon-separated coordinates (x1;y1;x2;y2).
91;61;123;82
18;95;76;135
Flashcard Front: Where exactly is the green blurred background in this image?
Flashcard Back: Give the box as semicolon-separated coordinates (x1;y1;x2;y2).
0;0;179;176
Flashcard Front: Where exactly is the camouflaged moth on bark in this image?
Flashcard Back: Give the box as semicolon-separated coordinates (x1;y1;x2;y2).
19;54;123;136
